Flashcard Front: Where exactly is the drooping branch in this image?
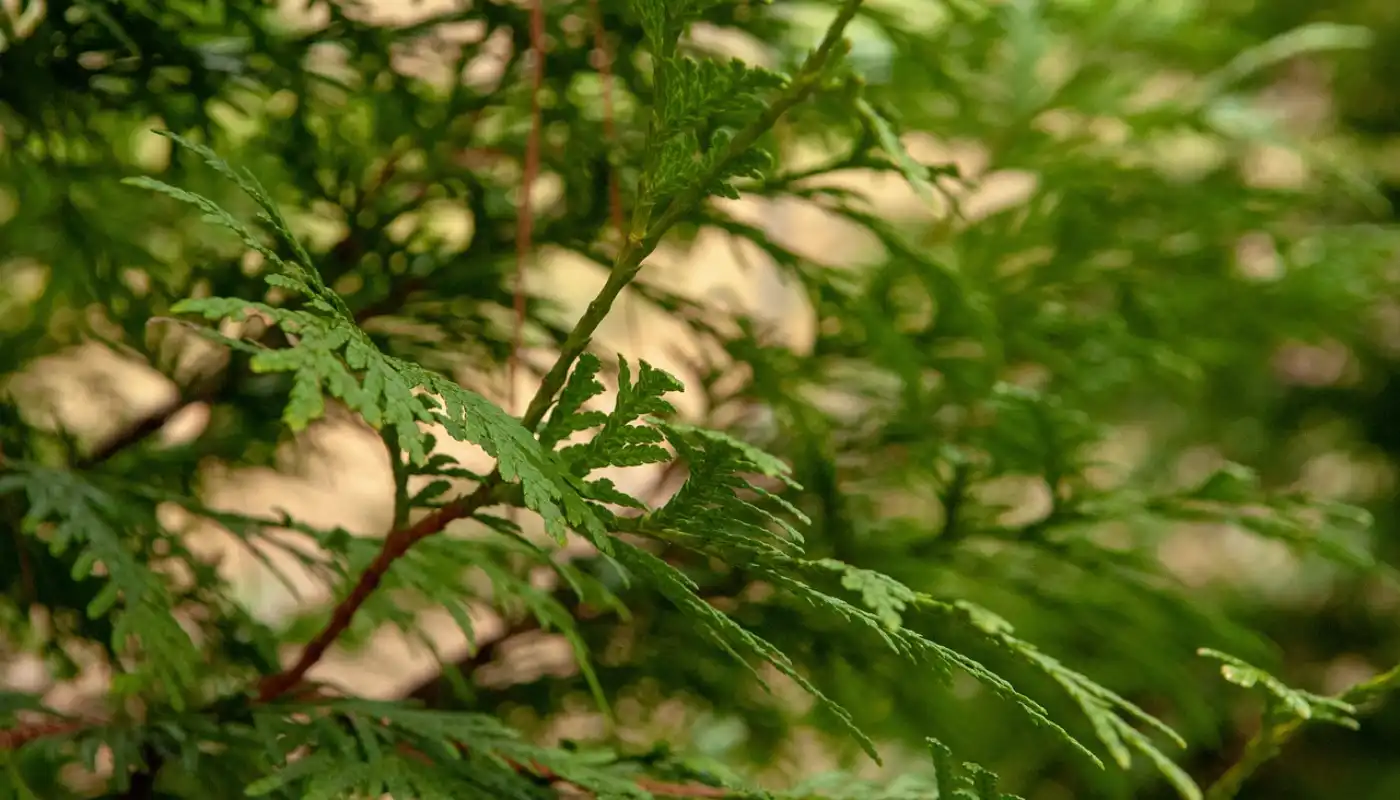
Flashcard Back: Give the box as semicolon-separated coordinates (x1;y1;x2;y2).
508;0;547;414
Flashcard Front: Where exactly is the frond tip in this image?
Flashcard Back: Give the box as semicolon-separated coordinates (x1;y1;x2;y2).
134;133;602;543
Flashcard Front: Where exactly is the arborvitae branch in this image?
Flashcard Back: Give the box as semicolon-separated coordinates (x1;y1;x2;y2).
5;3;1393;798
77;259;425;470
518;0;864;432
1205;662;1400;800
261;0;866;714
255;481;499;701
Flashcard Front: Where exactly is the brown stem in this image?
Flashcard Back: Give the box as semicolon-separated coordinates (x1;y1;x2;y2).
509;0;546;414
256;479;499;702
589;0;636;351
0;719;89;750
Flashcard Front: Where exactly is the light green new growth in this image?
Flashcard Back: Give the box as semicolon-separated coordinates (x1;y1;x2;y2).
1200;649;1359;730
1199;648;1400;800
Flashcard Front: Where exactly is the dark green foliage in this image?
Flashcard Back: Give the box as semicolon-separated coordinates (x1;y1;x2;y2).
3;1;1400;799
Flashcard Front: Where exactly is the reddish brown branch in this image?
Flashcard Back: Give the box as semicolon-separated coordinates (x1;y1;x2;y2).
256;479;498;701
589;0;638;350
0;719;88;750
509;0;547;413
3;473;739;798
262;0;619;718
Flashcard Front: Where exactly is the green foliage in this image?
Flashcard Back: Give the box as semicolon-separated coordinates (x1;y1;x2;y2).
0;467;203;709
3;1;1400;799
1198;649;1359;731
129;132;600;544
